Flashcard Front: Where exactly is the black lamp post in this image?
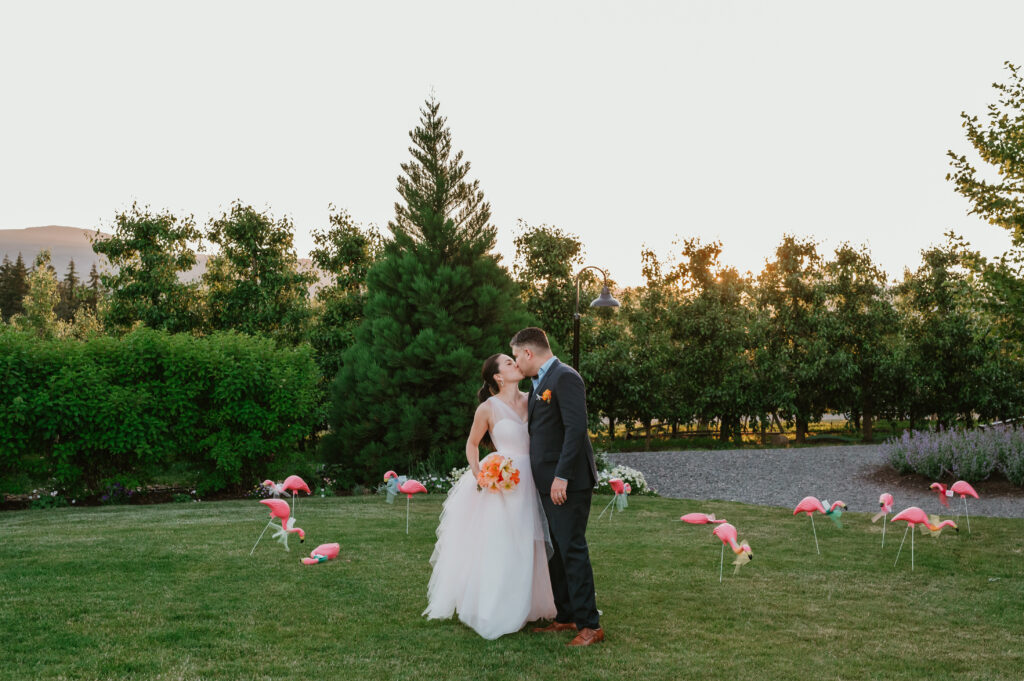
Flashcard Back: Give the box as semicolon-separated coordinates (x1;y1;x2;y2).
572;265;620;370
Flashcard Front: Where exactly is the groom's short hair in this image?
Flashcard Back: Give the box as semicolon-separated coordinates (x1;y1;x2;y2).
510;327;550;351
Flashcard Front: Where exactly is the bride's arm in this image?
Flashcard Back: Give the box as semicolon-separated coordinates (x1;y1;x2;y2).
465;403;491;477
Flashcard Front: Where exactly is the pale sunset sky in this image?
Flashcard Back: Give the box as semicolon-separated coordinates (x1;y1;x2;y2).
2;0;1023;286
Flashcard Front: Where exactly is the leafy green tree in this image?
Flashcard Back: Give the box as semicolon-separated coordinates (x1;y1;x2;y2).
579;308;634;441
203;202;317;344
620;248;679;445
0;253;30;321
307;208;383;383
755;236;830;443
896;236;1020;427
91;204;204;333
12;251;59;338
512;221;585;348
321;97;532;483
668;240;760;442
948;62;1024;345
948;61;1024;245
820;244;899;442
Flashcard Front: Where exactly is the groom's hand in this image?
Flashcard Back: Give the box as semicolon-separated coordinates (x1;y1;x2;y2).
550;478;568;506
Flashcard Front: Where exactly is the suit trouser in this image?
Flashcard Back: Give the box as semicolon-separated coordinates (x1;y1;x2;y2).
541;488;600;630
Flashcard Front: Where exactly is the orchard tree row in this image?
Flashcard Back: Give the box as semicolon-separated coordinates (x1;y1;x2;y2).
4;63;1023;484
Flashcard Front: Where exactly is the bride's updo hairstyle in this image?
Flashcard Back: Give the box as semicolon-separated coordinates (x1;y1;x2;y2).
476;354;503;450
477;354;503;405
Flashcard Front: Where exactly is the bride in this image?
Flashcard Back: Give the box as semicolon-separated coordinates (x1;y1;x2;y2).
423;353;556;639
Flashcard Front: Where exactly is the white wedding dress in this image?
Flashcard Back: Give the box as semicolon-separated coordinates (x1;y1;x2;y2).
423;395;556;639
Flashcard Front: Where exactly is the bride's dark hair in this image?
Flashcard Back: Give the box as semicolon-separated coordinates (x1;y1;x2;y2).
476;354;503;449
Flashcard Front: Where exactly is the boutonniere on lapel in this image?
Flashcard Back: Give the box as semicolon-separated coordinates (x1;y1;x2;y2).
538;389;552;403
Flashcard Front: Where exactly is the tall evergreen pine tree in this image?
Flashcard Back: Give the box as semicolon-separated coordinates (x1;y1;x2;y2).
322;98;531;482
0;254;11;321
56;258;81;321
85;263;102;311
0;253;30;321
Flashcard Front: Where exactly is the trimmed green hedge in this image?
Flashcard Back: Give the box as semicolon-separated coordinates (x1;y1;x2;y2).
0;327;319;494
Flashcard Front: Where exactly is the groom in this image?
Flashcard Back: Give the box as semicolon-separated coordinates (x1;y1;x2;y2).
510;327;603;647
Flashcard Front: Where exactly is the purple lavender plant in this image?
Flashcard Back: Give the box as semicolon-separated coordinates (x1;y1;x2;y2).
885;424;1022;485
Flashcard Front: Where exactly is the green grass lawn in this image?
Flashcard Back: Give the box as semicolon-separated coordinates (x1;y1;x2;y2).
2;495;1022;681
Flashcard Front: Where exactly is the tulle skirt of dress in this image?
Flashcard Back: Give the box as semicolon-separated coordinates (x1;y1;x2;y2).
423;467;556;640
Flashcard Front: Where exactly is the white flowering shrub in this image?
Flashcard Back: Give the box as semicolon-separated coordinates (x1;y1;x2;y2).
593;449;655;495
415;472;453;495
594;464;655;496
447;465;470;489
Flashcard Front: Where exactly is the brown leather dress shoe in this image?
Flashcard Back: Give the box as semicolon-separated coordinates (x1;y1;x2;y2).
532;621;578;633
567;627;604;647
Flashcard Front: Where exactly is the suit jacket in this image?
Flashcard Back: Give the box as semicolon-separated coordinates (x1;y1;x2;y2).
527;358;599;494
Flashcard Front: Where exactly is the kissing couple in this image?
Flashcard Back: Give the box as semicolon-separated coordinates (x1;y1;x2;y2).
423;327;604;646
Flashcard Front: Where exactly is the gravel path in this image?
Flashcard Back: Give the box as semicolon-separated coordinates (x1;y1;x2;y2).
608;445;1024;519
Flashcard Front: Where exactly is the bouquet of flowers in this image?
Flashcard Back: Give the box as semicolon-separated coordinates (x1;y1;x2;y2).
477;453;521;493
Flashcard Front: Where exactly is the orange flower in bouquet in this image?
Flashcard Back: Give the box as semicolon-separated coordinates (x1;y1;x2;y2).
477;453;520;493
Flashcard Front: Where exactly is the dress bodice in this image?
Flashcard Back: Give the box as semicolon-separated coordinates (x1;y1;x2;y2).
488;396;530;456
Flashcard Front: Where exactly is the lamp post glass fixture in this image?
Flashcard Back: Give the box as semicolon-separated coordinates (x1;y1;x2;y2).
572;265;620;370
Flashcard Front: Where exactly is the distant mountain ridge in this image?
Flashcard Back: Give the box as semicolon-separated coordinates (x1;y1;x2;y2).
0;225;331;291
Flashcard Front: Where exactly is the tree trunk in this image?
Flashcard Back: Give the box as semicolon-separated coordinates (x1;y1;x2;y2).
608;416;615;441
795;415;808;444
719;417;730;442
644;420;652;450
671;422;678;438
862;403;874;443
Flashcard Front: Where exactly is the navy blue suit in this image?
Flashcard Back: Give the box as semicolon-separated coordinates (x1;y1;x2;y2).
528;358;600;630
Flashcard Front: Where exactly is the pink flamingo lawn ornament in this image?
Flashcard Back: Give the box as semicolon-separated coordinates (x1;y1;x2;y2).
261;479;289;498
918;514;958;538
597;478;630;521
793;497;847;555
929;482;953;509
891;506;958;571
282;475;311;515
679;513;728;525
951;480;979;534
250;499;305;555
383;471;427;534
711;523;752;582
301;542;341;565
870;493;894;547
